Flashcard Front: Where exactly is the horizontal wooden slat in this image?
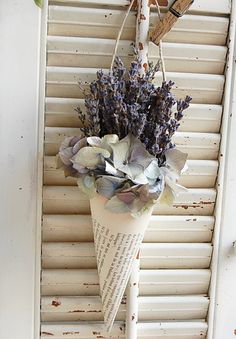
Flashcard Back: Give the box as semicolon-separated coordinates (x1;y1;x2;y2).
179;105;222;133
179;160;218;188
46;67;225;104
49;0;231;14
43;187;216;215
42;242;212;269
41;295;209;321
44;156;218;188
45;98;223;133
49;0;169;8
42;215;214;243
173;133;220;160
48;7;229;45
41;321;208;338
44;127;220;159
139;322;208;338
47;36;227;74
41;269;211;296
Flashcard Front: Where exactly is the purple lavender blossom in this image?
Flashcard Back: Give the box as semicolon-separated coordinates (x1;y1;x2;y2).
76;57;192;166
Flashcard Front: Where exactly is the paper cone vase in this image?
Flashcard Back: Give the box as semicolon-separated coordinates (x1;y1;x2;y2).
90;194;153;332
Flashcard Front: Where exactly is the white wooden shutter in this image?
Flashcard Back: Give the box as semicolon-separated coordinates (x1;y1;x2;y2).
41;1;230;338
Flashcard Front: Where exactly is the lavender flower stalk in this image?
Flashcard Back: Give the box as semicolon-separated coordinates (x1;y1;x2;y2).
76;57;192;167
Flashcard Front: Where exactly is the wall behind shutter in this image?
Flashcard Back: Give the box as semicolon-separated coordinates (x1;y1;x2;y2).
41;1;230;338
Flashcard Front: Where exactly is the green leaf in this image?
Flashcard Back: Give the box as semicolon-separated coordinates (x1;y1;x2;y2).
34;0;43;8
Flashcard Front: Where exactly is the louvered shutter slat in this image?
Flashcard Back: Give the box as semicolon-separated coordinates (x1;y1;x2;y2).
44;127;220;159
45;98;222;133
46;66;224;104
41;268;210;296
42;242;212;269
43;186;216;215
42;214;214;243
48;6;229;45
41;321;207;338
41;295;209;321
47;36;227;74
44;156;218;187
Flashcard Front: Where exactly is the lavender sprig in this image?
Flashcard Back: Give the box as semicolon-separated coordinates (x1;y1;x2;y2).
76;57;192;166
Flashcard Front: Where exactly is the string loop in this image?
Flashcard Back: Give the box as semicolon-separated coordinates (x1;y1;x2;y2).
110;0;135;71
154;0;166;82
111;0;166;82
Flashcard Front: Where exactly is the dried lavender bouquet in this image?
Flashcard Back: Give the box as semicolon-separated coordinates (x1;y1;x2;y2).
58;58;192;216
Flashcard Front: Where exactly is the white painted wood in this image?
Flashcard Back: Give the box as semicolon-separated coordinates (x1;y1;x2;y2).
42;186;216;215
159;15;228;46
41;269;211;296
179;160;218;188
137;295;209;321
207;1;236;338
140;269;211;295
126;256;140;337
42;215;214;243
48;0;231;14
127;1;150;336
48;6;229;45
137;321;208;338
44;156;218;187
41;322;125;338
35;3;48;339
180;104;222;133
47;36;227;74
41;321;207;338
149;43;226;74
45;98;222;133
41;242;212;269
0;2;42;339
41;295;209;321
44;127;220;159
173;132;220;160
46;66;225;104
142;243;212;269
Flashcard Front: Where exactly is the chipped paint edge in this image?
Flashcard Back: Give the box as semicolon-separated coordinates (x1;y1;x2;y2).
35;1;48;339
207;1;235;339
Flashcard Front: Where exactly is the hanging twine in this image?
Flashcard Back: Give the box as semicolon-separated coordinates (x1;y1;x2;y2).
154;0;166;82
110;0;136;71
111;0;166;82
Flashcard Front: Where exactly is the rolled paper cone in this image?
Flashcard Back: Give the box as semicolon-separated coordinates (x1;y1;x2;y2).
90;194;154;332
